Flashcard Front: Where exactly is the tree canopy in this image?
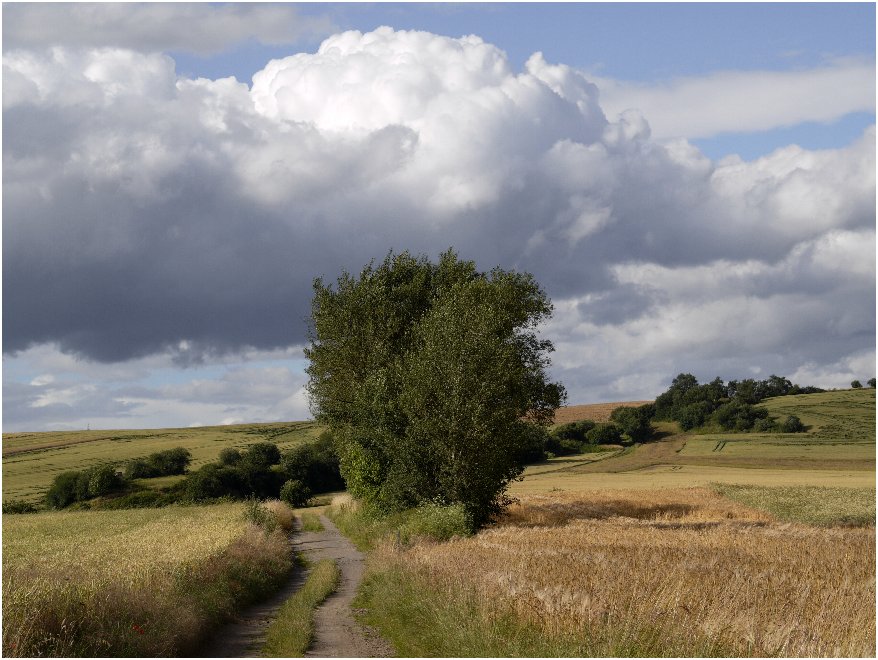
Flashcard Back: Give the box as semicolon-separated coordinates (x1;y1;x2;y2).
305;249;565;528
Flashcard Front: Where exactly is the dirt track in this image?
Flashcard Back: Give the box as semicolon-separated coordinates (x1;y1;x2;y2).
298;515;393;657
201;515;393;657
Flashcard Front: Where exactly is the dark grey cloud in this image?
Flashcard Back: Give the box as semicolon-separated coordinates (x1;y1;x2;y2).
2;29;874;409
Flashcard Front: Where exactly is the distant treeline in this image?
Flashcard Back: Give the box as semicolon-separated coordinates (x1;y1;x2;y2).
653;373;820;432
40;433;344;511
535;373;821;459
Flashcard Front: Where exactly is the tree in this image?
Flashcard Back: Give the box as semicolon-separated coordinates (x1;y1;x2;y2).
851;380;863;389
585;423;623;445
610;405;653;442
869;378;876;388
305;249;564;529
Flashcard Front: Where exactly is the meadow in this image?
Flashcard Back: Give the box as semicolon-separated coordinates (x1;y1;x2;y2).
2;501;295;656
2;421;320;503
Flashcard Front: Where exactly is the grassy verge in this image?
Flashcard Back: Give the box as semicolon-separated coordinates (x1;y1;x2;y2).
326;495;471;551
262;557;340;657
2;501;295;657
355;560;729;657
299;511;324;531
712;484;876;526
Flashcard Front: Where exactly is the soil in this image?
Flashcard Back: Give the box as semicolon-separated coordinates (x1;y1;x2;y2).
200;515;393;658
299;516;394;658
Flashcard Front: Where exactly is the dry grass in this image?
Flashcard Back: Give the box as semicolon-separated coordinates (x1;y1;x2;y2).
262;499;297;531
373;488;875;657
552;400;651;425
2;503;294;656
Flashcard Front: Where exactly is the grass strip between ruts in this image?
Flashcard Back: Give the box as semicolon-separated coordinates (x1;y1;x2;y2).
261;556;340;657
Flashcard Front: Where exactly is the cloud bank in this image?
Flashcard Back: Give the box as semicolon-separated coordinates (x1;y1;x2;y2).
2;3;334;54
4;27;875;421
595;58;876;139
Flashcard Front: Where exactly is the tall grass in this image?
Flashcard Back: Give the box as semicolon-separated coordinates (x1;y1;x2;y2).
356;488;875;657
327;495;471;551
2;502;295;656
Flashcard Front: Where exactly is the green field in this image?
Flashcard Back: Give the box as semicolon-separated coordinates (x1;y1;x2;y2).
2;422;322;503
514;388;875;495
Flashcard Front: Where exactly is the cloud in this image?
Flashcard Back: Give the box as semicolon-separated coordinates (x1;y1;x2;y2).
2;344;311;431
594;59;876;139
3;27;875;419
2;3;335;55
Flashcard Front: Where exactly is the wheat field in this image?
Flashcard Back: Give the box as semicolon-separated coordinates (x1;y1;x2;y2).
2;502;293;656
378;488;875;657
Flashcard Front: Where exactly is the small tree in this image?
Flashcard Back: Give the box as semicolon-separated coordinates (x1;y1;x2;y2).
280;479;311;507
851;380;863;389
869;378;876;388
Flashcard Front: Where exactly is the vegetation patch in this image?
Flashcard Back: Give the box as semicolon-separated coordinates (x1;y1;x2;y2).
299;511;324;532
327;495;471;552
262;557;340;657
712;484;876;526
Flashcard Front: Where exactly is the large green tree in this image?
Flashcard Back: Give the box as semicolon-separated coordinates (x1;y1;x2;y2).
305;249;564;528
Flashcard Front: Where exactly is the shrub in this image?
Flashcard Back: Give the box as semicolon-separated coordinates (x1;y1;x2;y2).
243;442;281;469
184;464;227;501
88;465;125;497
280;433;345;493
678;402;712;431
150;447;192;475
585;423;623;445
244;497;279;533
753;418;777;432
45;471;83;509
218;447;242;466
2;499;39;514
280;479;312;508
399;502;471;543
126;458;155;479
779;415;806;433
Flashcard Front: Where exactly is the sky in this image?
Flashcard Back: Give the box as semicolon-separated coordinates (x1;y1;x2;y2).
2;2;876;432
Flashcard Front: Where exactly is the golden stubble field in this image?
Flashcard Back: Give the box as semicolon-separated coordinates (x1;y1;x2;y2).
383;487;875;657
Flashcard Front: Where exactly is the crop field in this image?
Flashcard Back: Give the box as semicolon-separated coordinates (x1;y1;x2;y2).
361;488;875;657
514;389;875;496
2;421;321;503
2;501;293;656
552;400;650;425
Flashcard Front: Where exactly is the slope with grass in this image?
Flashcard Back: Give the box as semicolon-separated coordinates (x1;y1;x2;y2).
2;421;321;503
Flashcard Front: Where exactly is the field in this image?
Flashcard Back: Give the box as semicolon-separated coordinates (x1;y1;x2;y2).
2;421;321;503
516;388;875;494
360;488;875;657
552;400;650;424
2;501;294;656
348;388;876;657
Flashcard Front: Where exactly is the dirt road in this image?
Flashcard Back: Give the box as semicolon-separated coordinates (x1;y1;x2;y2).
297;515;393;658
201;514;393;657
